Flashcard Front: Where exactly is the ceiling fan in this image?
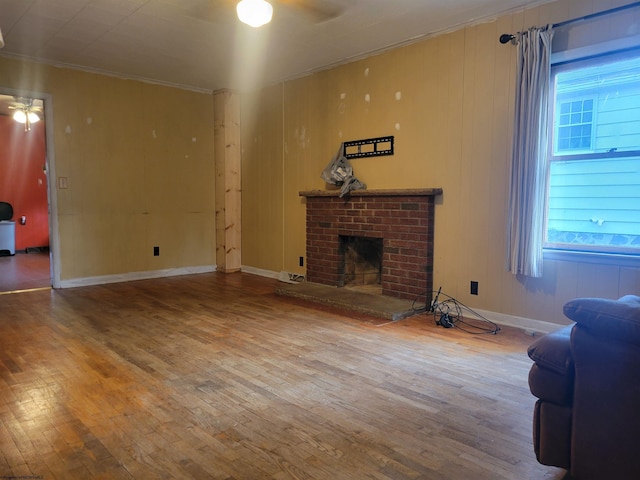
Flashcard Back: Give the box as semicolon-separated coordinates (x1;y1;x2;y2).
236;0;343;27
7;97;43;131
268;0;343;22
189;0;343;28
236;0;274;27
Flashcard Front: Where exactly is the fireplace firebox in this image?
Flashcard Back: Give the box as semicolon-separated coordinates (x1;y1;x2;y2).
340;235;383;292
300;188;442;303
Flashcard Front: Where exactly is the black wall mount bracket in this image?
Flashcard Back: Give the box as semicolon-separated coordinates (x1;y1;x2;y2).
343;136;394;159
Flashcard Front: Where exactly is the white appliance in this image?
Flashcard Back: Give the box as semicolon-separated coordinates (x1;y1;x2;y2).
0;221;15;255
0;202;15;255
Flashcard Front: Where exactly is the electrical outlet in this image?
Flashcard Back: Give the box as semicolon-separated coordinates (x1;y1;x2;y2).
299;256;304;267
153;246;160;256
470;281;478;295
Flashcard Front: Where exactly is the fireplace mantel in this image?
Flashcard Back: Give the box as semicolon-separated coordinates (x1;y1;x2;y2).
300;188;443;198
301;188;442;302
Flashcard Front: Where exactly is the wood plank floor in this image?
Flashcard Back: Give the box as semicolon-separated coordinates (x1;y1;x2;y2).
0;251;51;292
0;272;567;479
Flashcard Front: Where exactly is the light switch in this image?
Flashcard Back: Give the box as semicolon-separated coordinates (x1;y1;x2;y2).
58;177;68;189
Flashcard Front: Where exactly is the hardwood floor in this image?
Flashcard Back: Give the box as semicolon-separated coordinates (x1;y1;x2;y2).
0;250;51;292
0;272;566;479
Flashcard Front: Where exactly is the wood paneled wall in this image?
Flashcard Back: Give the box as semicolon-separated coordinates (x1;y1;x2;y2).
0;58;216;282
241;0;640;326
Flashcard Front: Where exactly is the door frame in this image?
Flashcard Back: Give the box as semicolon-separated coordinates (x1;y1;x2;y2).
1;86;60;288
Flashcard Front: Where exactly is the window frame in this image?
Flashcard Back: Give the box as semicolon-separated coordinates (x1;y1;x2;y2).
543;48;640;259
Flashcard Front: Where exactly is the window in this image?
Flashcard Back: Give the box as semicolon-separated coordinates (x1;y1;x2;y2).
556;98;594;152
545;51;640;255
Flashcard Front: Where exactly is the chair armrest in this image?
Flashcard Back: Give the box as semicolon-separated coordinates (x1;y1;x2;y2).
527;325;574;375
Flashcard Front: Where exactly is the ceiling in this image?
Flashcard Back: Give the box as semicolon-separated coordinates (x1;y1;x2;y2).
0;0;549;93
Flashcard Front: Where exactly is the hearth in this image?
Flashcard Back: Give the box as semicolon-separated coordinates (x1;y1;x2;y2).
300;188;442;303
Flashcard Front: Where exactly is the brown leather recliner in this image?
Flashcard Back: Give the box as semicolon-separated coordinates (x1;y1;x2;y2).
527;295;640;480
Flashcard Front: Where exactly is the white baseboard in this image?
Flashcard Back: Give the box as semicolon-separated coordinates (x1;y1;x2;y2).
241;267;305;284
468;308;568;335
240;266;565;334
240;265;280;280
59;265;217;288
239;267;565;333
62;263;565;334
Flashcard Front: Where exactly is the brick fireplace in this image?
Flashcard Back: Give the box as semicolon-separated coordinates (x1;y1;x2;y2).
300;189;442;303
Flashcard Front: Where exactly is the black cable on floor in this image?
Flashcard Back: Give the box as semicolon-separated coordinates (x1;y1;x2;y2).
413;288;501;335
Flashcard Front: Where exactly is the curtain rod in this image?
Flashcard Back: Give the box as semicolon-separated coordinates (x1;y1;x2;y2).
499;1;640;44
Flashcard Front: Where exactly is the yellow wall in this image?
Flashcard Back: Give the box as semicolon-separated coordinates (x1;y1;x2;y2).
0;57;216;281
241;0;640;325
241;84;285;272
1;0;637;325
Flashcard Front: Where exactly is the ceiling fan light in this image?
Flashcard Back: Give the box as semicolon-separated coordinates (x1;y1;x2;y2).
236;0;273;28
27;111;40;123
13;110;27;124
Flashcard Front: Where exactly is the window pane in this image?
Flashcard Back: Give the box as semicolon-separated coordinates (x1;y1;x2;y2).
547;53;640;254
555;97;594;153
554;56;640;154
547;157;640;252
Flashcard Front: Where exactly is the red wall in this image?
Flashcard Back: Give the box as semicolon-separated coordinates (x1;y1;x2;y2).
0;116;49;251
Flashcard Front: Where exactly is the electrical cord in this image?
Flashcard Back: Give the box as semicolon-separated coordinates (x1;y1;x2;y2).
412;287;501;335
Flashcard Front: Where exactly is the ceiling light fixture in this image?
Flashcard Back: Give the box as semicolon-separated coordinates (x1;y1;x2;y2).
236;0;273;28
13;110;40;124
12;104;41;132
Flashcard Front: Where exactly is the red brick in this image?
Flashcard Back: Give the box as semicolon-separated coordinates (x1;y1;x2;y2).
304;193;436;300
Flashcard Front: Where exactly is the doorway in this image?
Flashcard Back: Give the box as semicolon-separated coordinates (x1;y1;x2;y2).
0;91;55;292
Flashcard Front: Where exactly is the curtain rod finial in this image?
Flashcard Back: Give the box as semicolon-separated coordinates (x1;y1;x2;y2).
499;33;515;44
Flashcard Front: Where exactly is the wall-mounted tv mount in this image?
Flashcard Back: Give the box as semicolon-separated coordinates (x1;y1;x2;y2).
343;136;394;159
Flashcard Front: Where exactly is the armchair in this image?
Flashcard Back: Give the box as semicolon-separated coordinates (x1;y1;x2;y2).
527;295;640;480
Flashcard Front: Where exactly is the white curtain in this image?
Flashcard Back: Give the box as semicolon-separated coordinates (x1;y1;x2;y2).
506;26;554;278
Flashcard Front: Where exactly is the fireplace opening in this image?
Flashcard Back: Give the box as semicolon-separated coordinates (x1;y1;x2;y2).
339;236;383;294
